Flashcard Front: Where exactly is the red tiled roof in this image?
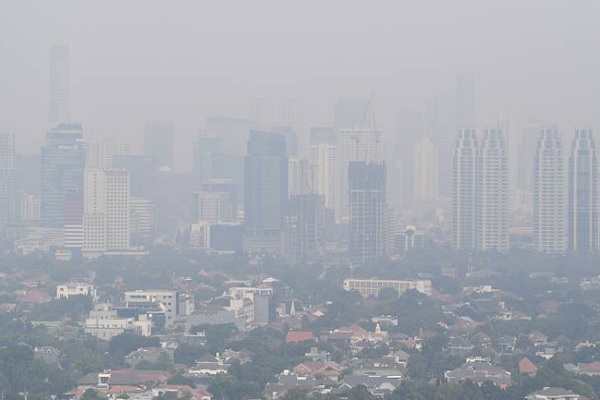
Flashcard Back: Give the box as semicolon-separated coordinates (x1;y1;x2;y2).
285;331;315;343
518;357;538;374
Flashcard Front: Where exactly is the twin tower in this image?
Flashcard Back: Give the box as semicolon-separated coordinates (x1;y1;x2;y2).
452;126;598;255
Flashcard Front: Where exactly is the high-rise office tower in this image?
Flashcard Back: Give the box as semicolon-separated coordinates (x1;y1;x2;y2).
288;158;309;197
348;161;386;265
49;46;70;123
130;197;155;240
456;73;475;128
477;127;509;252
193;191;234;224
338;128;383;222
533;127;565;254
309;127;339;212
201;179;238;221
192;134;223;187
394;110;423;208
143;121;174;170
87;142;132;169
0;134;15;235
413;137;439;203
568;128;599;253
41;123;85;228
244;130;288;254
82;168;130;257
285;194;325;262
452;128;478;251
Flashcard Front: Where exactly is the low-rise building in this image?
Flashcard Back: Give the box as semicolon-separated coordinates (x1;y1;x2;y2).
85;303;152;340
526;387;581;400
56;282;98;301
342;279;432;298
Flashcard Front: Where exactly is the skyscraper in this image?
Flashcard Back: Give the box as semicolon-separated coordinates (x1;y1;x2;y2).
41;123;85;228
452;128;478;251
82;168;130;257
0;134;15;236
348;161;386;265
568;128;599;253
413;137;439;203
49;46;70;123
309;127;339;212
338;127;383;222
244;130;288;254
477;127;509;252
143;121;174;170
533;127;565;254
192;134;223;187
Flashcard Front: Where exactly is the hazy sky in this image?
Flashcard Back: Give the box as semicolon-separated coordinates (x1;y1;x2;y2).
1;1;599;171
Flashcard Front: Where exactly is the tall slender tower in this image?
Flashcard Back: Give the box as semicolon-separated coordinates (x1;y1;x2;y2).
338;128;383;223
143;121;174;170
533;127;564;254
41;123;85;228
348;161;386;265
243;130;288;254
413;137;439;203
477;127;509;252
452;128;478;251
568;128;599;253
49;46;70;123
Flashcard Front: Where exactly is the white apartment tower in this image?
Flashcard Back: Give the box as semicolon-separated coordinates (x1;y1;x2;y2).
309;142;339;213
452;128;478;251
83;168;130;257
477;127;509;252
568;128;599;253
413;137;439;203
533;127;565;254
337;128;383;223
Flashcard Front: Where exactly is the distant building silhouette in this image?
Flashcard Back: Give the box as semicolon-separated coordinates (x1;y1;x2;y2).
348;161;386;265
143;121;174;170
243;130;288;254
49;46;70;123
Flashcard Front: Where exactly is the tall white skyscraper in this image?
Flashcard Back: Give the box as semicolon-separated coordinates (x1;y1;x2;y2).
568;128;599;253
83;168;130;257
87;142;132;169
413;137;439;203
309;143;339;210
49;46;70;123
533;127;565;254
452;128;478;251
477;127;509;252
338;128;383;222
